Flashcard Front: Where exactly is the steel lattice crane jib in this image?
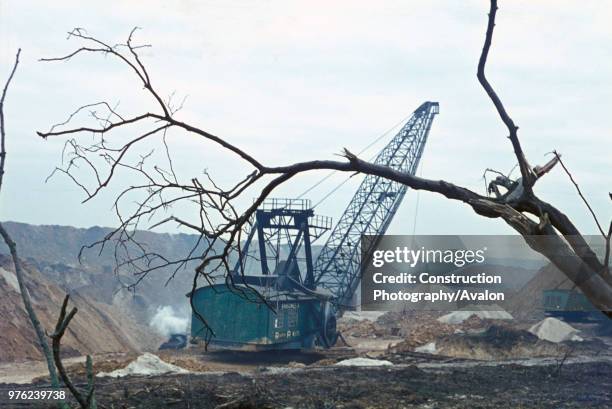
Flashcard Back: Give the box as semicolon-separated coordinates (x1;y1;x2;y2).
313;102;439;310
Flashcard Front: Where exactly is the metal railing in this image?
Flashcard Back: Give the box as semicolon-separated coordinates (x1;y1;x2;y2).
259;198;312;211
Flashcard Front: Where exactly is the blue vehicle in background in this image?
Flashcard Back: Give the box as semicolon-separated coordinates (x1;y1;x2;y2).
544;289;609;323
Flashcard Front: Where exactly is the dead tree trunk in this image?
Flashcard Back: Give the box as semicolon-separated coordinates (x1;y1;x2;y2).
51;295;97;409
0;49;65;401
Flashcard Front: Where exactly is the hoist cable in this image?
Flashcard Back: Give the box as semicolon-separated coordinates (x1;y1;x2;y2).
299;113;412;207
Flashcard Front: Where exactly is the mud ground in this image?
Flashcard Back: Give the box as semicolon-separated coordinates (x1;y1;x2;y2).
1;360;611;408
1;316;610;408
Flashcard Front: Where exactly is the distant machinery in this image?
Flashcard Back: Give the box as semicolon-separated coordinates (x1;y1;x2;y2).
190;102;439;349
543;289;606;322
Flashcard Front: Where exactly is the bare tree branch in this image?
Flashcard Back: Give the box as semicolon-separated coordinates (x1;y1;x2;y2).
39;0;612;337
477;0;534;192
552;150;611;276
0;49;21;193
51;294;96;409
605;221;612;275
553;151;606;238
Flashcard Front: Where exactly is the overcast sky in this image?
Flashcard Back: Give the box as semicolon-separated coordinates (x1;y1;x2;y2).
0;0;610;237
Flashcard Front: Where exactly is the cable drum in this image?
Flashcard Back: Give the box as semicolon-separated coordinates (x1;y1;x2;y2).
319;302;339;347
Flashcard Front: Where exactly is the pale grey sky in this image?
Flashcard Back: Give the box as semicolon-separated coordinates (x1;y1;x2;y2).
0;0;610;237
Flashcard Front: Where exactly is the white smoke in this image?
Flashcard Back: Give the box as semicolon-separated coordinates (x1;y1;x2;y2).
149;305;189;337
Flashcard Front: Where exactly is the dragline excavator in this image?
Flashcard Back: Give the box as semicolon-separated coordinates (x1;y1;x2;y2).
189;101;439;349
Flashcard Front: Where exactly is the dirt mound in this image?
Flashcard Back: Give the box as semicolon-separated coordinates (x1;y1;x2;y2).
339;310;496;353
339;310;463;340
97;353;190;377
435;325;567;360
528;317;582;343
0;255;161;362
381;312;489;352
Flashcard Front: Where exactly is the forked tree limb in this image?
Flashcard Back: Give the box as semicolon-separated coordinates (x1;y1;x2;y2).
51;295;96;409
477;0;534;192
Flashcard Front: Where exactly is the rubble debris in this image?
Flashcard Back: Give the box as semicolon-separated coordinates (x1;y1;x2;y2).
335;357;393;367
97;352;189;378
528;317;583;343
437;306;513;324
340;311;449;339
434;325;567;360
337;311;404;338
392;321;455;351
383;313;488;353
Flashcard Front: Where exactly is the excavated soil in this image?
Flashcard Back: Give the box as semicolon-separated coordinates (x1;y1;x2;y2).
433;325;568;360
339;310;490;352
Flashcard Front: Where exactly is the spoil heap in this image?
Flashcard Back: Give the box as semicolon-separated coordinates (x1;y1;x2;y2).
97;353;190;378
528;317;583;343
434;325;568;360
